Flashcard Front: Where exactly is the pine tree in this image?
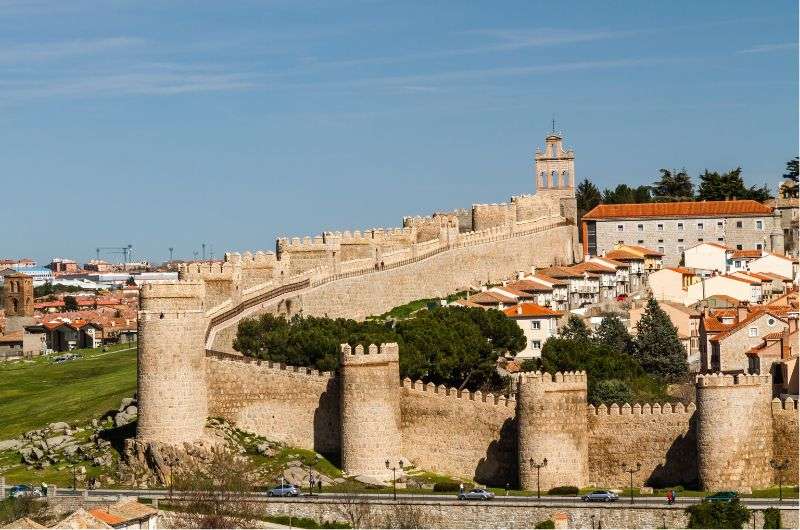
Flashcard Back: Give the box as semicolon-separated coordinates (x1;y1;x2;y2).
634;298;687;379
595;314;636;355
560;314;591;343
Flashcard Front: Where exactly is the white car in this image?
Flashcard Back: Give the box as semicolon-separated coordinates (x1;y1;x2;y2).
582;490;618;502
458;488;495;501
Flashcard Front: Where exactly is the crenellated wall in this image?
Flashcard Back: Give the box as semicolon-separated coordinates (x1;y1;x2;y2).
399;379;517;486
587;402;698;488
771;397;799;485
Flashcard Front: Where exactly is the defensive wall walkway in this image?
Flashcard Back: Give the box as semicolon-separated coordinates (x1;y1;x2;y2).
203;218;570;349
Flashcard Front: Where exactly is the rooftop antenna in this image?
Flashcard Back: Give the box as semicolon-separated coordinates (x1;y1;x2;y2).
551;114;556;134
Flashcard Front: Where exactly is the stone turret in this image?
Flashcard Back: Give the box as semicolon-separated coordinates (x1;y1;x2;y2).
695;373;774;492
136;281;208;445
339;343;402;480
517;371;589;490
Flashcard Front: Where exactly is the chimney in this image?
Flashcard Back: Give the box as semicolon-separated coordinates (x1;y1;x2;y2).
517;304;523;315
584;254;591;262
517;271;525;280
530;266;537;276
736;301;749;324
789;315;798;334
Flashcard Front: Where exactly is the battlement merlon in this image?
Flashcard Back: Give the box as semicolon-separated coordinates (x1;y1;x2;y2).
519;370;588;385
139;281;205;311
589;401;697;416
695;373;772;388
340;343;399;365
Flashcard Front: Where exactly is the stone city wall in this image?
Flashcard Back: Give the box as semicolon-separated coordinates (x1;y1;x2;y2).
587;402;698;488
205;351;340;456
399;379;516;486
771;397;799;485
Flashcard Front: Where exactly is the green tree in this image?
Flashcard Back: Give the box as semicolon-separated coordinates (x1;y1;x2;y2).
63;295;79;312
576;178;602;216
633;298;688;379
601;184;651;204
652;168;693;200
559;314;591;342
697;167;772;202
595;314;636;355
685;499;750;529
592;379;633;404
126;275;136;286
783;157;799;182
762;507;781;529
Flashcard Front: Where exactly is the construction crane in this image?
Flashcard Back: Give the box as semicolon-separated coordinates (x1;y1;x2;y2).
95;244;134;265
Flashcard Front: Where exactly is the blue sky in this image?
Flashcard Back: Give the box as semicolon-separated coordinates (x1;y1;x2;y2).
3;0;797;264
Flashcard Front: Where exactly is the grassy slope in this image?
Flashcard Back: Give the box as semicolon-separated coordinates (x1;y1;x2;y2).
0;344;137;440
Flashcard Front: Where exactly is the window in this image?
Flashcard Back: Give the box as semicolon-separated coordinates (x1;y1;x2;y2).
618;240;624;244
637;224;644;231
658;239;664;243
532;340;542;350
736;221;743;228
735;260;742;268
717;221;723;229
736;244;743;250
531;321;541;330
717;237;724;242
617;224;624;232
697;222;704;230
678;238;684;243
748;327;758;337
677;246;685;253
657;224;664;231
756;220;763;230
677;222;684;230
698;238;704;242
756;243;762;250
658;246;665;254
637;240;644;244
767;318;776;326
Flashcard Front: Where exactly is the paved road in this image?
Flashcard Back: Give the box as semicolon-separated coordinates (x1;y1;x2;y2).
50;488;797;509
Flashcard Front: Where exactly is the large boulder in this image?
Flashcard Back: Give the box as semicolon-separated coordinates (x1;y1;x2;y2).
0;439;20;452
45;435;72;449
48;422;70;432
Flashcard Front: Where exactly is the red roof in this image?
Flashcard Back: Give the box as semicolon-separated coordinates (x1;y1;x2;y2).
621;244;664;257
582;200;773;220
731;249;763;259
711;310;787;342
604;249;645;261
570;261;616;274
503;303;563;318
505;279;554;293
89;509;124;526
469;291;516;305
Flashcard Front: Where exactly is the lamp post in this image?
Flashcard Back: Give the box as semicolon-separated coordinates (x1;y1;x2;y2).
622;462;641;505
528;457;547;499
385;459;403;501
769;459;789;502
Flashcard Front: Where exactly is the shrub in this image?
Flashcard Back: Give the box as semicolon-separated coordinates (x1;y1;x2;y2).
433;481;472;492
686;499;750;529
762;507;781;529
265;515;350;529
534;520;555;529
547;486;579;495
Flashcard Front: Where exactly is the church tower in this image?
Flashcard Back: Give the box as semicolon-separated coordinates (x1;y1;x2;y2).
535;132;575;196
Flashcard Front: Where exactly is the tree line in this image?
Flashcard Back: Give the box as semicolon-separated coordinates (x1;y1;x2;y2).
576;157;798;225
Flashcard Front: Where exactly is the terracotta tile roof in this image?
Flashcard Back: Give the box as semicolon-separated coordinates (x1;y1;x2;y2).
469;291;516;305
570;261;616;274
452;299;483;308
621;244;664;257
55;509;113;529
503;303;564;318
710;310;787;342
538;266;585;279
88;510;124;526
723;274;761;286
757;271;791;281
592;257;629;268
603;249;645;261
700;242;733;250
731;249;763;259
107;499;158;522
582;200;773;220
532;273;569;286
703;316;730;333
495;286;535;298
505;279;554;293
762;331;785;341
0;330;23;343
745;271;780;282
668;266;697;276
2;517;46;529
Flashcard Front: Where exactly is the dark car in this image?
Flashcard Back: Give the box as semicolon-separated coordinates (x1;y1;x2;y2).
703;491;739;503
458;488;495;501
582;490;619;502
267;484;300;497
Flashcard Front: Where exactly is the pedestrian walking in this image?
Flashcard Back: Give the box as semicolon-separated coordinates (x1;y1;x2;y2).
505;483;510;496
459;483;464;495
317;478;322;494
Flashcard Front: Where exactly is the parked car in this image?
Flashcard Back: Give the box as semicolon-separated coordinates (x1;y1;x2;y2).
582;490;619;502
267;484;300;497
8;484;42;498
703;491;739;503
458;488;495;501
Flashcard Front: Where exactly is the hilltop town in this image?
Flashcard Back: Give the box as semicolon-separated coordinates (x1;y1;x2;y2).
1;133;798;529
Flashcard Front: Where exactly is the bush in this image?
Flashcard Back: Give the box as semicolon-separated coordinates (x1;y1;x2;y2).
547;486;579;495
433;481;472;492
265;515;350;529
686;499;750;529
534;520;555;529
762;507;780;529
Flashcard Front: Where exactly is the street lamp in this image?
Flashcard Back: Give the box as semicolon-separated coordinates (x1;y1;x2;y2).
528;457;547;499
769;459;789;502
385;459;404;501
622;462;641;504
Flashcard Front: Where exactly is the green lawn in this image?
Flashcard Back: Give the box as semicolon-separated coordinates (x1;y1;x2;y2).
0;344;138;440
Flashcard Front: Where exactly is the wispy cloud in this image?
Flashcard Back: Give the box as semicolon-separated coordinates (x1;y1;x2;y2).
0;37;145;63
737;42;797;54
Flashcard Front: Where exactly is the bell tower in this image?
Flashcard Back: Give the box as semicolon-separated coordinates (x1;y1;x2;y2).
535;132;575;196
